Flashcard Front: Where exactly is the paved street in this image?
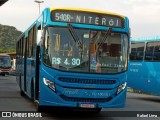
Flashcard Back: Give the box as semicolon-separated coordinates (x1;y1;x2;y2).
0;75;160;120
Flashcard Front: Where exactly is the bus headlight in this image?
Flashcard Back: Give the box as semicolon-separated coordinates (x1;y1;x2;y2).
43;78;56;91
117;82;127;94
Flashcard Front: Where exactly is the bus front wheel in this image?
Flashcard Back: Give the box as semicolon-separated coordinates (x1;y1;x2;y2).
35;101;44;112
20;90;25;96
2;74;5;76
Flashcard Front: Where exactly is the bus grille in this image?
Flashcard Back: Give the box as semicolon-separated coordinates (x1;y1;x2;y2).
58;77;116;85
59;94;113;103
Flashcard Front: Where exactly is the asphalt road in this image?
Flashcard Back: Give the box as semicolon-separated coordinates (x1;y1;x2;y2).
0;75;160;120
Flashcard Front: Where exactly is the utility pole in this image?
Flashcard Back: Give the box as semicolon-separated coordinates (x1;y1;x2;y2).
34;0;44;14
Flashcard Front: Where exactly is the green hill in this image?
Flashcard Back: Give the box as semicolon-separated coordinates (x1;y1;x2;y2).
0;24;22;53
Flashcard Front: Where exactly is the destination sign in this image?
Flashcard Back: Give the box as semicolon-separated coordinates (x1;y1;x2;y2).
51;10;124;28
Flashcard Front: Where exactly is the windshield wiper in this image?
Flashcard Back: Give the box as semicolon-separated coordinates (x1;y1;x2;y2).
96;27;112;52
67;23;83;49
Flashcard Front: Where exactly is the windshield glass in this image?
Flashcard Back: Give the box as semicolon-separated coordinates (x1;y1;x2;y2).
43;27;128;74
0;57;11;68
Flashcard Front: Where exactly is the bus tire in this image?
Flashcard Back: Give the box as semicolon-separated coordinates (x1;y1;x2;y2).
19;75;25;96
94;108;102;113
74;108;101;113
35;102;44;112
88;108;101;113
85;108;102;113
20;90;25;96
31;79;34;100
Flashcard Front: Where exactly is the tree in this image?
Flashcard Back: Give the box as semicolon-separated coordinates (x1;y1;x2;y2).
0;24;22;53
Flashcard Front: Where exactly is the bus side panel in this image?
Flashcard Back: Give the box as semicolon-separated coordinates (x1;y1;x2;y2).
128;61;160;95
128;62;147;91
144;62;160;95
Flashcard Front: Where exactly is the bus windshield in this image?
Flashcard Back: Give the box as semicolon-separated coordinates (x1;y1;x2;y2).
0;56;11;68
43;27;128;74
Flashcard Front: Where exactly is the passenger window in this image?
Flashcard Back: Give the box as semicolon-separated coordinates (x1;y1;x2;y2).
130;42;145;61
145;42;155;61
153;42;160;61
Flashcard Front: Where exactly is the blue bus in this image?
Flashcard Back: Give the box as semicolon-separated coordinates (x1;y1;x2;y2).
128;36;160;95
16;8;130;112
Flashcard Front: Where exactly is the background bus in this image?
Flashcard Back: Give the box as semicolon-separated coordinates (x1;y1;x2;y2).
128;36;160;95
16;7;130;112
0;54;12;76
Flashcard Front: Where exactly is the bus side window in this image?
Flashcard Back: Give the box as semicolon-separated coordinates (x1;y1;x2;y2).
145;42;154;61
130;48;137;60
130;42;145;61
137;45;144;60
153;43;160;61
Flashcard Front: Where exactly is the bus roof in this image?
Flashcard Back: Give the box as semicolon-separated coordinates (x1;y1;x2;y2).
0;54;10;57
50;7;125;19
131;36;160;42
17;7;128;42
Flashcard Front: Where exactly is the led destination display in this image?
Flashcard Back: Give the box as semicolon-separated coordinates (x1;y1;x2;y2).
51;10;124;28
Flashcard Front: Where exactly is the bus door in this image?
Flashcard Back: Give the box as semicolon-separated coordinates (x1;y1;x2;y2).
22;37;27;92
26;27;36;97
23;38;28;92
17;37;26;92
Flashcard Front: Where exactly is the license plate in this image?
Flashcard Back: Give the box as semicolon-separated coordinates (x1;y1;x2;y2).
80;103;95;108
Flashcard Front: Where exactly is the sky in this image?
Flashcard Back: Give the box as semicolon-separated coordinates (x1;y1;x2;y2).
0;0;160;38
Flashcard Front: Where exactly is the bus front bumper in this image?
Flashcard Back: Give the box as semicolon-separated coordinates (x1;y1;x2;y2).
39;83;127;108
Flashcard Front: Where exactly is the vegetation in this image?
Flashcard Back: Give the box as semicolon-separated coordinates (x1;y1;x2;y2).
0;24;22;53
